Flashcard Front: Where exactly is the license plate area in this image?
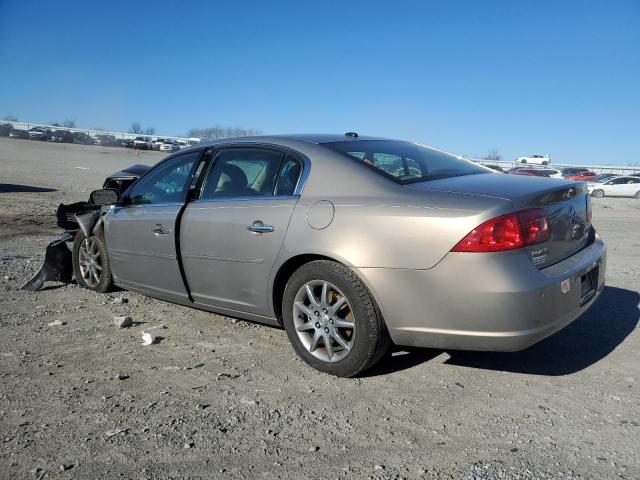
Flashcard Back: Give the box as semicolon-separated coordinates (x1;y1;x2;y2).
580;265;599;305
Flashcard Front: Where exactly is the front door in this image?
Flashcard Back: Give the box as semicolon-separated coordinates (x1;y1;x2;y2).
105;150;202;302
180;148;303;316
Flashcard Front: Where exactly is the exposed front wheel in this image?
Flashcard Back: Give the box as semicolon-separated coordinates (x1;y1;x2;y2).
592;189;605;198
72;232;113;292
282;260;390;377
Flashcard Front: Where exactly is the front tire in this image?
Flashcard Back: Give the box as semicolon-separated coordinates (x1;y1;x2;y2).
72;231;113;292
592;189;605;198
282;260;390;377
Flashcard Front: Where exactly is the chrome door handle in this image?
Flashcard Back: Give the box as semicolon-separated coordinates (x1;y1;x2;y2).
247;221;274;234
152;224;171;235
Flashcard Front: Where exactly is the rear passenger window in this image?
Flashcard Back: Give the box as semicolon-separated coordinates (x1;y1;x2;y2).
200;148;285;199
275;155;302;196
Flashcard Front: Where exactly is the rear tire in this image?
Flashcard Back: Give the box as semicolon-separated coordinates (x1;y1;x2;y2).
282;260;391;377
72;231;113;293
592;189;605;198
635;191;640;199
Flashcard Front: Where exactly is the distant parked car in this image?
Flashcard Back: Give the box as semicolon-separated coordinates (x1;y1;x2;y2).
152;138;166;150
160;140;180;152
133;137;152;150
118;138;134;148
518;168;562;178
507;167;562;178
589;174;617;183
483;164;504;173
631;173;640;178
565;171;596;181
561;167;591;177
0;123;14;136
9;129;29;139
588;176;640;199
72;132;96;145
28;127;52;141
50;130;74;143
94;134;117;147
515;154;550;165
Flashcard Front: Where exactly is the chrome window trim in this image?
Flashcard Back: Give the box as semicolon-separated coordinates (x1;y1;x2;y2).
190;194;299;206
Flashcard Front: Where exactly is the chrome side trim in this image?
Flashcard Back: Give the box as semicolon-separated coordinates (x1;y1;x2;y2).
181;253;265;264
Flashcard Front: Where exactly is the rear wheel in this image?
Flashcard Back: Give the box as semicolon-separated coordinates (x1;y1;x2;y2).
282;260;390;377
635;191;640;199
72;231;113;292
592;189;605;198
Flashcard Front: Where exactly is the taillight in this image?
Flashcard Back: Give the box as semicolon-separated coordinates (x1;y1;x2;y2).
452;209;550;253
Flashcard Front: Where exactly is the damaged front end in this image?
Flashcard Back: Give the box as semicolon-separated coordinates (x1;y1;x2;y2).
20;204;101;291
20;164;150;291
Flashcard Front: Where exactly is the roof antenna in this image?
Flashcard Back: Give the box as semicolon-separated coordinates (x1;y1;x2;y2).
345;132;358;138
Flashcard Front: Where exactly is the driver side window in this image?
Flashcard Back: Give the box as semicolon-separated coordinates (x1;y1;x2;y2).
128;152;200;205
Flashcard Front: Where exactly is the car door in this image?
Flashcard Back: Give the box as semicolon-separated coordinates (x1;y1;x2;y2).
619;177;640;196
603;177;628;196
105;150;203;302
180;147;304;317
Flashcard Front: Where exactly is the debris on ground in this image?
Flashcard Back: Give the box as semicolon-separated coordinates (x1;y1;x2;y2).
113;315;133;328
47;320;65;326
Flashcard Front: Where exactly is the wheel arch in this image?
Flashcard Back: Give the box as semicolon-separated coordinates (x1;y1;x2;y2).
271;254;336;322
270;252;390;333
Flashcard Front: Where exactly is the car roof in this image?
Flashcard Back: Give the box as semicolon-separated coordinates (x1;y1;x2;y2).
198;133;389;147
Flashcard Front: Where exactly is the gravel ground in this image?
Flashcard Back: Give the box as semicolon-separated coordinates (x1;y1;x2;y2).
0;138;638;480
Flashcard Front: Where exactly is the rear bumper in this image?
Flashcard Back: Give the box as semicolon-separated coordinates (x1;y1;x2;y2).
354;234;606;351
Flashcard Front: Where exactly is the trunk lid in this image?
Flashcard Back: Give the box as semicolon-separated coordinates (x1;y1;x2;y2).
407;173;592;268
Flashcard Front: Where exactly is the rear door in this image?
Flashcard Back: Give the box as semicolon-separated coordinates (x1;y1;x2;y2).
105;150;202;301
618;177;640;196
603;177;632;196
180;147;303;316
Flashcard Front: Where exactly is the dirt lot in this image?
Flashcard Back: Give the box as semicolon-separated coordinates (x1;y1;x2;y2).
0;137;638;480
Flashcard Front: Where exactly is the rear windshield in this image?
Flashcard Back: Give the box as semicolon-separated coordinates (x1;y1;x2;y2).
322;140;487;184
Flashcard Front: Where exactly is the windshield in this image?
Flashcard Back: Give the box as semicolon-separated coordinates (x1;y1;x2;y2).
590;174;612;182
322;140;487;184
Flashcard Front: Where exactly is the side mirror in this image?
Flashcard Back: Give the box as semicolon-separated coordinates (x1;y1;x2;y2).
90;188;120;205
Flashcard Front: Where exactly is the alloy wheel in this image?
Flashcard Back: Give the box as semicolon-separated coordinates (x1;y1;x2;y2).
292;280;356;363
78;238;102;287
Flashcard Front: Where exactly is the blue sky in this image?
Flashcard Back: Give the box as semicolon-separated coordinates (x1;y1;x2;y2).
1;0;638;165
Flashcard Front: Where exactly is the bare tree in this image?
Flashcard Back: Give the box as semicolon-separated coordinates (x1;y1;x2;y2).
4;115;18;122
144;127;156;135
129;122;142;134
483;149;502;161
63;119;76;128
186;126;261;139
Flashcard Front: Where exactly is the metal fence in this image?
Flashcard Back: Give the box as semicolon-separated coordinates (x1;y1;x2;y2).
1;120;192;143
474;159;640;176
